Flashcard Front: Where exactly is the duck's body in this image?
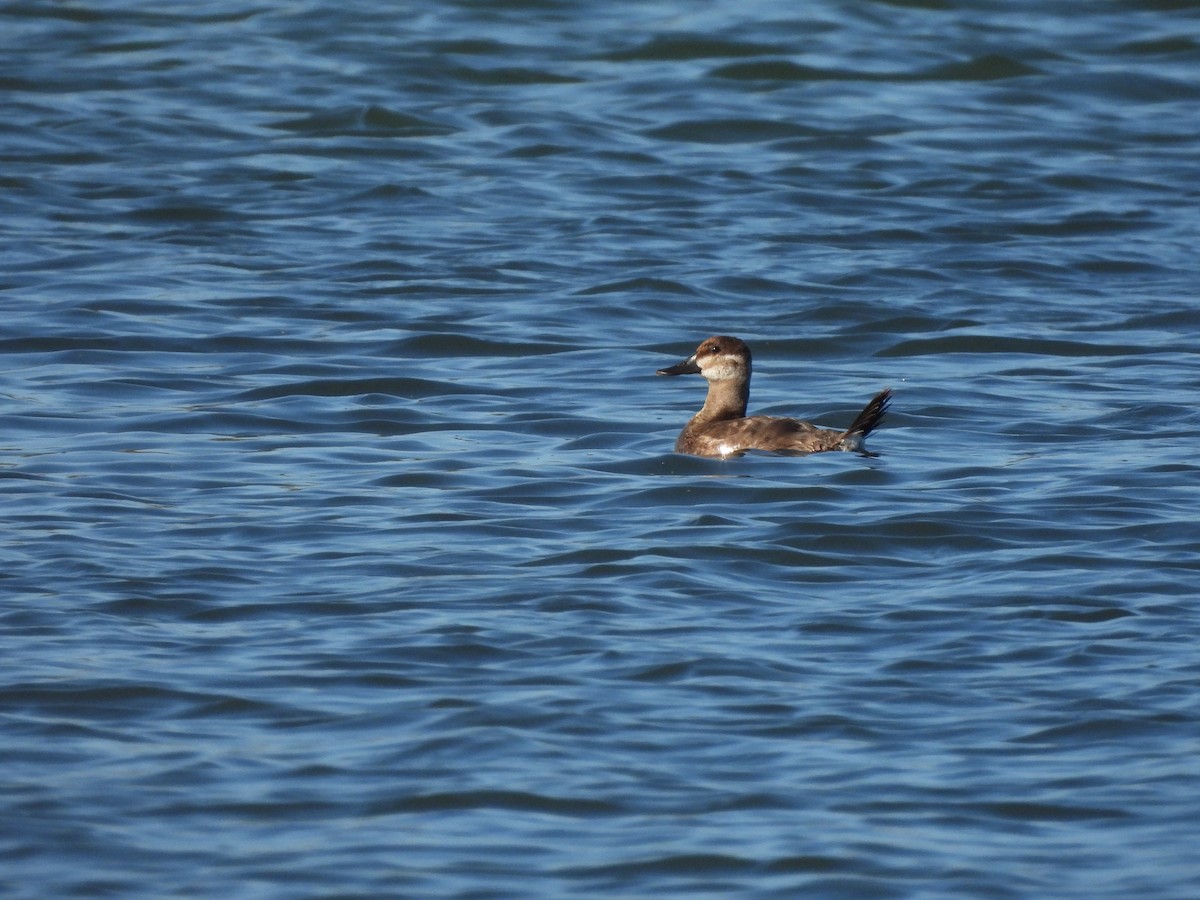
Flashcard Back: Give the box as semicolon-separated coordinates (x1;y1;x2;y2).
656;335;891;458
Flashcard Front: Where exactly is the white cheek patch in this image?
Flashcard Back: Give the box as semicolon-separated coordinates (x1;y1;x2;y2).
702;355;745;381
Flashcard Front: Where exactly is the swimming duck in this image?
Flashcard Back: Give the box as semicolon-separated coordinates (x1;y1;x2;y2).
657;335;891;458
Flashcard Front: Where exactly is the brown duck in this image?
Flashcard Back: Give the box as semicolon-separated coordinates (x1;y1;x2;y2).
657;335;891;458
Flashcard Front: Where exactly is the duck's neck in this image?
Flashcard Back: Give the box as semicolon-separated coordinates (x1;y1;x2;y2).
693;378;749;424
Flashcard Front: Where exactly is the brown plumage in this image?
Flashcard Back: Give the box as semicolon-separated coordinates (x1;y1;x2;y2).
656;335;891;458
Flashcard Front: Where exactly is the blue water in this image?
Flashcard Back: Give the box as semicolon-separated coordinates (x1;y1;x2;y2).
3;1;1199;897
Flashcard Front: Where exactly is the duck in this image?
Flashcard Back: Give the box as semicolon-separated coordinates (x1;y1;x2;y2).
656;335;891;458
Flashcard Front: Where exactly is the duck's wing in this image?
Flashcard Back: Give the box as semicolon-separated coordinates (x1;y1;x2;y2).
705;416;842;454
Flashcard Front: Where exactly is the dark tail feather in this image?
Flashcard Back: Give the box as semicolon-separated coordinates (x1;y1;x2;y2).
840;388;892;450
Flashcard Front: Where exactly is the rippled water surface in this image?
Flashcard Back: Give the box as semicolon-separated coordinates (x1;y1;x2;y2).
3;1;1200;897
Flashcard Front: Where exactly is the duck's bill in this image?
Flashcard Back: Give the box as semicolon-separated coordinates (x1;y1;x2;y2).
656;355;700;376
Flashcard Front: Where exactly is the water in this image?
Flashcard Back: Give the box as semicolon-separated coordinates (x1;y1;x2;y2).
3;1;1199;897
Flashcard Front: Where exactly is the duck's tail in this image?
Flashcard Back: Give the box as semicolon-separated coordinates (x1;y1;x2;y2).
839;388;892;452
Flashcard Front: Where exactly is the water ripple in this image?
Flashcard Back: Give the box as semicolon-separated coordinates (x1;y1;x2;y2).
3;0;1199;897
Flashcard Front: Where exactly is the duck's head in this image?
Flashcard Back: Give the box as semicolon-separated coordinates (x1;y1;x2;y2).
656;335;752;382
